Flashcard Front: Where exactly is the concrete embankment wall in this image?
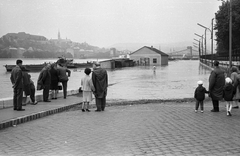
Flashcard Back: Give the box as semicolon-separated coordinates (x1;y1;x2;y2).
0;89;79;110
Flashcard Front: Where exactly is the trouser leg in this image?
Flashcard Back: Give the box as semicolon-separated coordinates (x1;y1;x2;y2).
62;81;68;98
200;101;204;111
43;85;50;101
101;96;106;111
13;89;17;109
17;88;23;109
212;100;219;111
195;101;199;110
30;88;35;103
95;98;102;111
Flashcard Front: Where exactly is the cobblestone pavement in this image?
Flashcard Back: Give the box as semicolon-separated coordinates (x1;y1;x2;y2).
0;102;240;156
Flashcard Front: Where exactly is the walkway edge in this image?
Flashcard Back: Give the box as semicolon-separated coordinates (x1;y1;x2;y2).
0;102;81;130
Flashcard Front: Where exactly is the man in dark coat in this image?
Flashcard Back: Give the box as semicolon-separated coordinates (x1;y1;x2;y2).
208;60;225;112
92;62;108;112
37;64;51;102
10;59;25;111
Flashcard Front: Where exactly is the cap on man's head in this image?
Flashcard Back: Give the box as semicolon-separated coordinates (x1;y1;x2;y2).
214;60;219;66
225;77;232;84
93;61;100;66
16;59;23;65
197;80;203;85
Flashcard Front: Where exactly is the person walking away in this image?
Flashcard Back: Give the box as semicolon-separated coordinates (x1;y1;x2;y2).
194;80;209;113
230;66;240;109
223;77;235;116
10;59;25;111
49;63;59;99
81;68;95;112
21;67;31;106
92;62;108;112
37;64;51;102
209;60;225;112
57;64;71;99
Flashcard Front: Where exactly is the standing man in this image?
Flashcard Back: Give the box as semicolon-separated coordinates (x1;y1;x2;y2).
10;59;25;111
92;62;108;112
209;60;225;112
37;64;51;102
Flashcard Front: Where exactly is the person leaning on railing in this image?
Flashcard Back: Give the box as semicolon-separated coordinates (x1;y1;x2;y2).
57;63;71;99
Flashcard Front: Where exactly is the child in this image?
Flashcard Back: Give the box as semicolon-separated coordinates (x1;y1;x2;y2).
194;80;209;113
81;68;95;112
223;77;235;116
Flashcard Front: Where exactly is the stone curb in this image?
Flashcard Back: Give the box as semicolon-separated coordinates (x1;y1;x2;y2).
0;102;81;130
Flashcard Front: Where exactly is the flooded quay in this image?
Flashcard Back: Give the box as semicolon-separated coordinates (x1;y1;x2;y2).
0;59;211;101
106;60;212;102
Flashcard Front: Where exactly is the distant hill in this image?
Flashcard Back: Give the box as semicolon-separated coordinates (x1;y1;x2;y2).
0;32;109;58
109;41;192;53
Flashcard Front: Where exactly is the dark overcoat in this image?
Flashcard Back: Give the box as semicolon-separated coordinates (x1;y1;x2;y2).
10;65;23;89
92;67;108;98
208;67;225;100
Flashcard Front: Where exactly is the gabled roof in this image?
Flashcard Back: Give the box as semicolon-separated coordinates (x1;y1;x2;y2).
130;46;168;56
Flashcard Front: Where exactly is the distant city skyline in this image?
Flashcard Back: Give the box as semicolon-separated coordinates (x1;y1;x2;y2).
0;0;222;48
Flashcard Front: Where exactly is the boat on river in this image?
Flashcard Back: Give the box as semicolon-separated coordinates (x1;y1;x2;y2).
4;57;93;72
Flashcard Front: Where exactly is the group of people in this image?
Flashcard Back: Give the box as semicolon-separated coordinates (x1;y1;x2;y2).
10;59;108;112
37;63;71;101
194;60;240;116
10;59;71;111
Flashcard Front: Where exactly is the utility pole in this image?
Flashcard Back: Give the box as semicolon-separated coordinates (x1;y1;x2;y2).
229;0;232;67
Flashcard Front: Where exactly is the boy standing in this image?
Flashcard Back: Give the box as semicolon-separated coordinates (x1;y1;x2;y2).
194;80;209;113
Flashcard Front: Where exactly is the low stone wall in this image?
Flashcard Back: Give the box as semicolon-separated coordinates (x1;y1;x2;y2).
0;89;79;110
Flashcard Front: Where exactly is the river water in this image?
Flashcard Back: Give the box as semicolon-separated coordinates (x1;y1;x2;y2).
0;58;212;101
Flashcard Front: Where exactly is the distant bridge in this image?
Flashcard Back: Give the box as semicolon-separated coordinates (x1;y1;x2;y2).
168;47;199;59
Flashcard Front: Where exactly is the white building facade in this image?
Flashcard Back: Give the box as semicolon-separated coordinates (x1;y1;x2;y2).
130;46;168;66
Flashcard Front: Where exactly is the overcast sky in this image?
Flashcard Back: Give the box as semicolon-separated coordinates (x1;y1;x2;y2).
0;0;222;48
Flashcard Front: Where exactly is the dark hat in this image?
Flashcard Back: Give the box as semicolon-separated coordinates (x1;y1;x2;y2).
214;60;219;66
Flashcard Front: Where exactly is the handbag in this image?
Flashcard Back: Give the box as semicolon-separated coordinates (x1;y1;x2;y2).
58;83;62;90
79;87;82;93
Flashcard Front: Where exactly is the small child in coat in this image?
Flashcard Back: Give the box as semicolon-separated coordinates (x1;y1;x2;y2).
194;80;209;113
81;68;95;112
223;77;235;116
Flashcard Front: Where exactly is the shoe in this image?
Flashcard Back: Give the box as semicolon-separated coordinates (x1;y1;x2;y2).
233;106;239;109
86;109;90;112
211;109;219;112
33;101;38;105
64;97;66;99
54;98;57;99
13;108;17;110
228;111;232;116
82;109;85;112
195;110;197;113
16;109;25;111
95;110;101;112
201;111;204;113
44;100;51;102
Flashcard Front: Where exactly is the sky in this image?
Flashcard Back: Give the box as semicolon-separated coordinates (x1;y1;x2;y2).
0;0;222;48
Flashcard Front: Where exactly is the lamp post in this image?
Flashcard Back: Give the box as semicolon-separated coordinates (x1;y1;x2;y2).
194;33;205;62
194;38;202;61
197;22;214;66
229;0;232;67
